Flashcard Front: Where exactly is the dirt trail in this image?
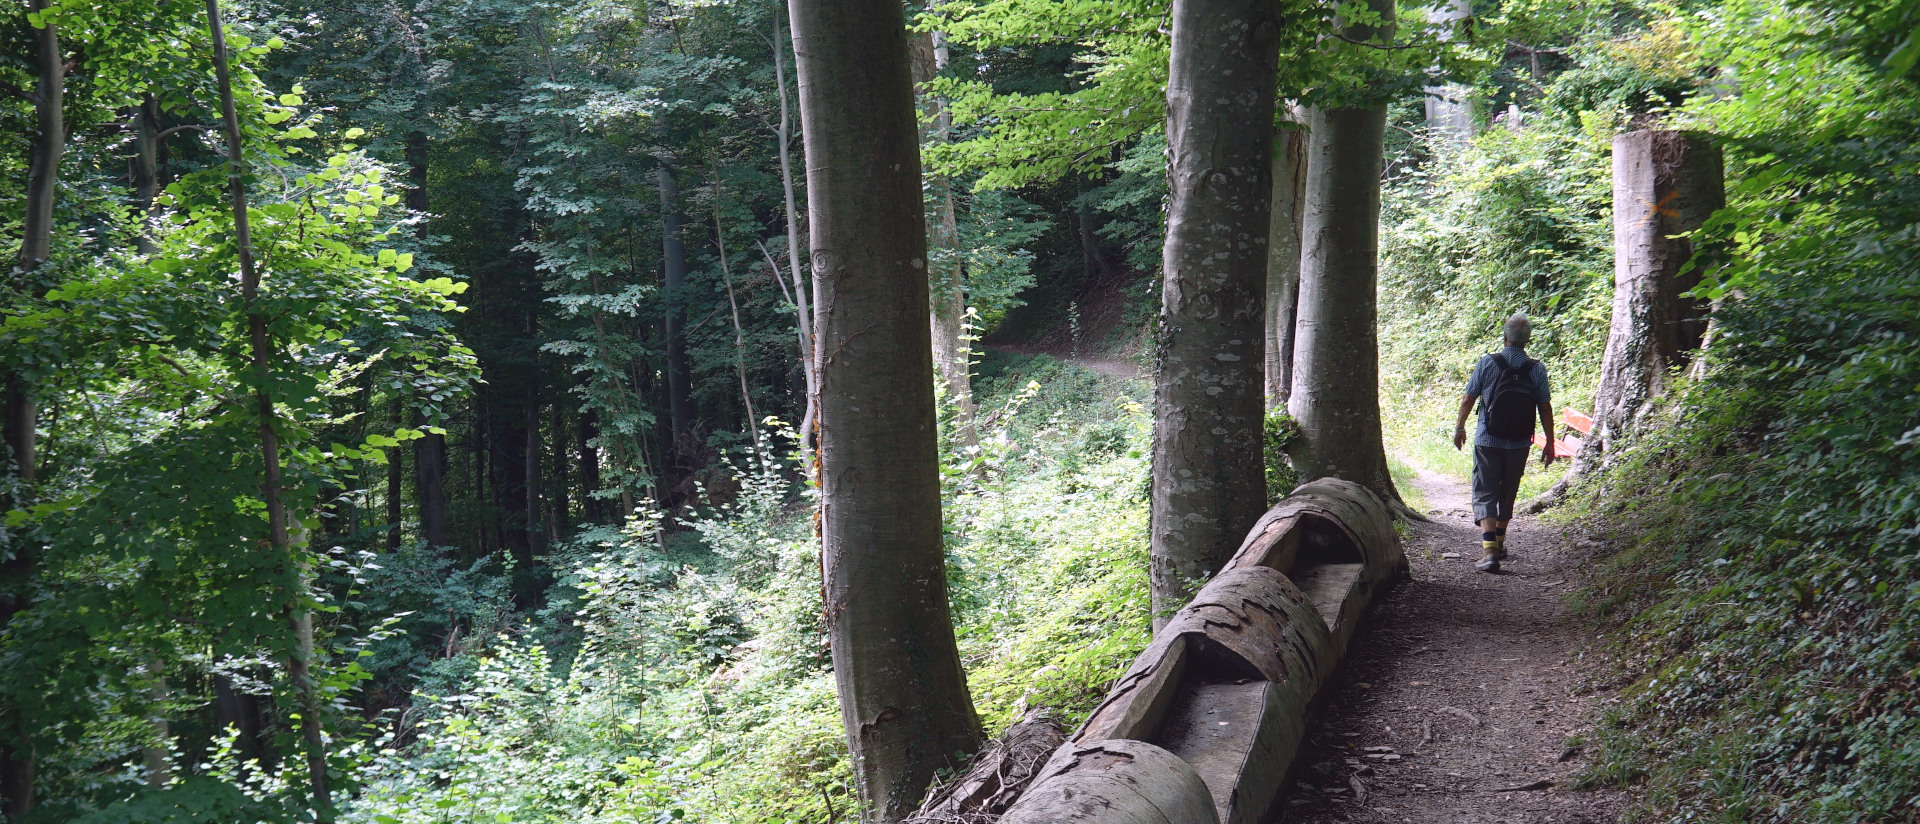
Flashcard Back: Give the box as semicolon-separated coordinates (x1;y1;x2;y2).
985;343;1144;382
1278;459;1631;824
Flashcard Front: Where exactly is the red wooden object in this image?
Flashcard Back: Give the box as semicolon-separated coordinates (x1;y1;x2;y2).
1533;408;1590;455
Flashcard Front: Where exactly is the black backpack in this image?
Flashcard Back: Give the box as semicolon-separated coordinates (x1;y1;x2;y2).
1482;353;1539;441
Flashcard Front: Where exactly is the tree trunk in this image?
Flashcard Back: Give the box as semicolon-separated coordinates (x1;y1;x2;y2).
911;28;977;446
388;400;405;549
549;404;570;531
579;409;604;522
132;96;163;256
204;2;332;817
490;400;530;567
404;129;450;548
524;405;542;557
1149;0;1283;624
415;424;448;548
1423;0;1476;149
1264;112;1308;410
657;163;696;473
712;198;762;454
788;0;982;818
1287;0;1401;504
771;9;817;478
3;7;65;817
1569;130;1723;477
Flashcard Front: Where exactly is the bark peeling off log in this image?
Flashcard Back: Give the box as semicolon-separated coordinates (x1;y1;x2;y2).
1002;740;1220;824
1163;566;1333;686
1078;634;1193;744
907;709;1069;824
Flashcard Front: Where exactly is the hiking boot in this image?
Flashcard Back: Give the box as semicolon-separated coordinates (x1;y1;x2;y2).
1476;543;1501;573
1491;535;1509;561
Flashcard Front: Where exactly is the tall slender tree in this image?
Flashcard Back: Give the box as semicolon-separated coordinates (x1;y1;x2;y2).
911;26;977;445
657;163;696;480
204;0;332;816
2;4;69;816
1149;0;1284;621
788;0;981;817
1288;0;1402;504
768;9;816;476
407;130;450;548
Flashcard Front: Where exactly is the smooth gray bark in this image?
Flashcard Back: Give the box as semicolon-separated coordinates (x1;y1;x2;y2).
1422;1;1476;148
1569;130;1722;478
1288;0;1401;504
769;10;816;478
1264;113;1308;409
132;96;163;256
789;0;982;818
911;28;977;446
1150;0;1284;623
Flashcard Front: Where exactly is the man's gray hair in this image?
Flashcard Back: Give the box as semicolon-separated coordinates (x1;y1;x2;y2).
1503;313;1532;347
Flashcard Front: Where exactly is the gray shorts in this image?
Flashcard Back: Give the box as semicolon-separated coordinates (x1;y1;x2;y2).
1472;445;1530;522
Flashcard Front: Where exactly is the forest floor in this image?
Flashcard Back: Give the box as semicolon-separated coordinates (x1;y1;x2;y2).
1277;458;1635;824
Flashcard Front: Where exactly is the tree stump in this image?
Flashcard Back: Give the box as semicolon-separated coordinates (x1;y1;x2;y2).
1576;129;1724;476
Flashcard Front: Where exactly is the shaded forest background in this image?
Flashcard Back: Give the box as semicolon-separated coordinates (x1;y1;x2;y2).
2;0;1917;822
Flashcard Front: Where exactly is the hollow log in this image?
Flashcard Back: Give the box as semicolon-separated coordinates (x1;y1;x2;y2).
973;479;1403;823
1226;477;1404;656
1000;740;1219;824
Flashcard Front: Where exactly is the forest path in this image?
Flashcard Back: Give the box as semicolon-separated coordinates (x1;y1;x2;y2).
984;342;1144;381
1276;458;1632;824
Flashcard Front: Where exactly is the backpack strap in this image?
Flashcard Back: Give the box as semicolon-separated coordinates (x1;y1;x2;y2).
1497;350;1534;374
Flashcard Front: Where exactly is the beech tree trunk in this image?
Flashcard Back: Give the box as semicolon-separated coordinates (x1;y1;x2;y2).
911;28;977;446
788;0;982;818
2;6;64;817
406;130;450;548
204;1;332;817
1570;130;1723;477
769;9;817;478
1150;0;1283;623
1423;0;1475;149
1264;113;1308;410
1287;0;1401;504
656;163;696;473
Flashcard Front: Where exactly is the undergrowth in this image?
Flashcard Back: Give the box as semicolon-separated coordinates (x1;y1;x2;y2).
336;350;1158;822
1552;5;1920;818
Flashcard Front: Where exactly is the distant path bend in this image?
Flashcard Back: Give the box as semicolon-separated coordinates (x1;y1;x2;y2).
1280;458;1633;824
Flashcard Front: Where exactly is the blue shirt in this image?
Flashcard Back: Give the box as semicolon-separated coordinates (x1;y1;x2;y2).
1463;347;1552;449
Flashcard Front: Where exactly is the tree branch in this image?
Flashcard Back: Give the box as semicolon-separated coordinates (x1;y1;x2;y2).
157;124;217;141
1333;33;1422;51
0;80;39;106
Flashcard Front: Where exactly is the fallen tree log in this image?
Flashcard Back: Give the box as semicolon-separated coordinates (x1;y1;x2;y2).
913;478;1402;823
999;739;1218;824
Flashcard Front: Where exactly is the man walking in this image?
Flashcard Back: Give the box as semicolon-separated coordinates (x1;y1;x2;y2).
1453;314;1557;572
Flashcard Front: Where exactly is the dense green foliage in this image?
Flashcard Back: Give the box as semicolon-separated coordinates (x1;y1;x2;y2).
1558;3;1920;820
6;0;1919;821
